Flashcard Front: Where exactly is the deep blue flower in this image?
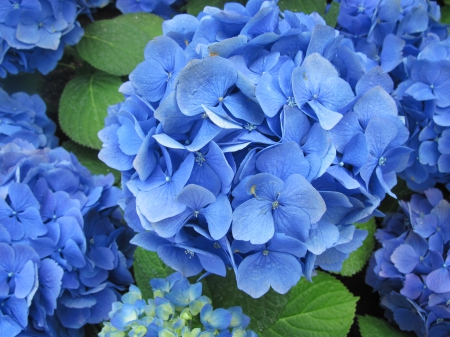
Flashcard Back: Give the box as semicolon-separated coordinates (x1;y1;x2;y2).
292;53;354;130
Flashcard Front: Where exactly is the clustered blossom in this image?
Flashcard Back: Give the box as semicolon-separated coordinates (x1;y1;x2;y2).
0;88;57;148
336;0;450;192
0;0;97;76
0;138;135;337
0;0;189;77
366;188;450;336
99;272;258;337
99;0;412;298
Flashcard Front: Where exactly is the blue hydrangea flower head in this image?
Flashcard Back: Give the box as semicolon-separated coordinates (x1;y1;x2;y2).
0;140;135;337
0;88;57;148
99;272;257;337
366;188;450;335
99;0;412;299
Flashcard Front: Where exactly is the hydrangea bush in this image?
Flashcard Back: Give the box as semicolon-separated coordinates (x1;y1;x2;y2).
337;0;450;192
0;0;182;78
0;134;135;335
99;272;258;337
366;188;450;336
0;87;57;148
97;0;414;298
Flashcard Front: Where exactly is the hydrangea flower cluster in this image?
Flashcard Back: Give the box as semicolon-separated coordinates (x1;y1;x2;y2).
100;272;258;337
0;0;187;78
0;0;112;77
0;88;57;148
0;138;135;337
98;0;412;298
366;188;450;336
336;0;450;192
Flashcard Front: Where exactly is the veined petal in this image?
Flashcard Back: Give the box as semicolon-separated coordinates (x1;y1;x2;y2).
232;198;274;244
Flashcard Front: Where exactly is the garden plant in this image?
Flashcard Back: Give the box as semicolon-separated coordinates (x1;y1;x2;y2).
1;0;450;336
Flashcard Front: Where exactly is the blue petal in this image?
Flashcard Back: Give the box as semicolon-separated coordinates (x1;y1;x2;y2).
223;92;265;125
14;260;36;299
427;267;450;293
157;245;203;277
232;198;274;244
256;142;309;180
202;194;232;240
305;221;340;255
245;173;284;201
255;73;286;117
177;184;216;211
237;251;302;298
177;57;237;116
278;174;326;224
281;106;310;144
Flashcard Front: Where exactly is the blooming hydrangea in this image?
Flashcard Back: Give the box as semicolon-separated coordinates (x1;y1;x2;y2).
99;272;258;337
0;138;135;337
0;0;113;77
98;0;412;298
336;0;450;192
366;188;450;336
0;88;57;148
0;0;189;77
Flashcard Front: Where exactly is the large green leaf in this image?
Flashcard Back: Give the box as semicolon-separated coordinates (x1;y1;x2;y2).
441;6;450;24
76;14;163;76
59;72;123;149
265;272;358;337
339;218;376;277
62;141;120;183
324;2;340;28
133;247;174;300
358;315;414;337
278;0;326;14
205;272;288;334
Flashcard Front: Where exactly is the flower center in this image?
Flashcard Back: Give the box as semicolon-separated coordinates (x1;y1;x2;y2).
195;151;206;166
272;201;279;210
184;250;195;259
286;97;297;107
378;156;386;166
245;123;257;131
262;250;269;256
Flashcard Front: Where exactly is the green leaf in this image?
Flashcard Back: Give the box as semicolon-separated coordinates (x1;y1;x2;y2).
265;272;358;337
205;272;288;334
76;14;163;76
186;0;245;15
133;247;174;300
277;0;326;14
339;218;376;277
358;315;414;337
113;13;164;37
62;141;120;183
324;2;340;28
441;6;450;24
59;72;123;149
